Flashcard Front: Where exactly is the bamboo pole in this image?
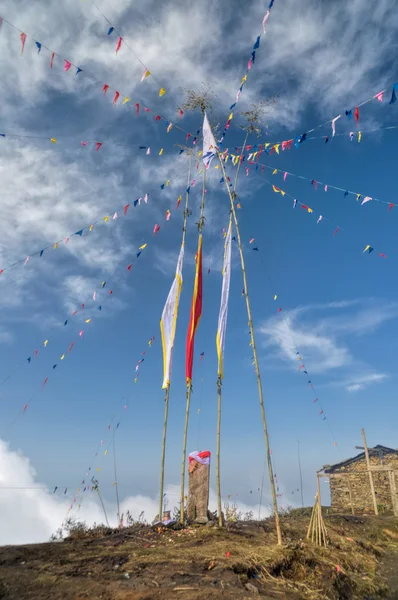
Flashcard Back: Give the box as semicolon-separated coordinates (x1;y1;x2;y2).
216;130;282;545
361;428;378;515
388;470;398;517
112;425;121;525
158;385;170;521
180;384;192;522
216;377;222;526
179;169;206;524
158;154;192;523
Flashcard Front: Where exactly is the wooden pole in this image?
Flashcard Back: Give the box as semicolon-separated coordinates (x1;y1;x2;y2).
179;169;206;524
216;132;282;545
361;428;378;515
388;470;398;517
316;475;322;545
216;377;223;526
158;154;192;523
180;383;192;522
158;385;170;521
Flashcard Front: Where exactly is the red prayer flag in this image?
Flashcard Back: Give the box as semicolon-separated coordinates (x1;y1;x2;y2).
113;91;120;104
388;203;394;211
115;36;122;53
20;32;27;55
102;84;109;94
124;204;130;215
155;115;161;121
185;235;203;384
135;103;139;116
95;142;102;152
50;52;55;68
354;106;359;123
127;264;132;271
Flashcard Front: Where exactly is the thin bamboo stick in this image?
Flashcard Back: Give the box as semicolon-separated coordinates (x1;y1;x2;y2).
216;130;282;545
158;154;192;523
179;169;206;524
216;377;222;526
158;385;170;521
180;383;192;523
362;428;379;515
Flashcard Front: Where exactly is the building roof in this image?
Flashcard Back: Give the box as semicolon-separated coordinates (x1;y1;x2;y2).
322;445;398;474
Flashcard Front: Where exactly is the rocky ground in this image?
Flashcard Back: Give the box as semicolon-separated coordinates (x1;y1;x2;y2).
0;512;398;599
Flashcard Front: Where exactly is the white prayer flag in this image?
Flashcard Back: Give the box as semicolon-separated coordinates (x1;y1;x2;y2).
160;244;184;388
216;221;232;379
202;112;217;168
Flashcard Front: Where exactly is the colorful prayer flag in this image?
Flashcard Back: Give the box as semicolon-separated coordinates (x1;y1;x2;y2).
216;221;232;379
186;235;203;383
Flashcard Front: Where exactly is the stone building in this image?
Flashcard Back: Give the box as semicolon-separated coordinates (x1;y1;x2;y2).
322;445;398;513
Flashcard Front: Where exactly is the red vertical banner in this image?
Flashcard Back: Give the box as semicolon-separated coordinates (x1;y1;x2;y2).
185;234;203;383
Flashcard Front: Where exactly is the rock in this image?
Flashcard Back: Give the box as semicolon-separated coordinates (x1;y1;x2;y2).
194;516;209;525
124;573;130;579
245;582;259;594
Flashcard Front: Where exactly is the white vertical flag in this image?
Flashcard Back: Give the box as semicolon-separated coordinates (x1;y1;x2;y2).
216;221;232;379
160;244;184;389
202;111;217;168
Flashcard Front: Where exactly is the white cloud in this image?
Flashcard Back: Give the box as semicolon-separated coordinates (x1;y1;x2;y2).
0;439;272;545
344;372;388;393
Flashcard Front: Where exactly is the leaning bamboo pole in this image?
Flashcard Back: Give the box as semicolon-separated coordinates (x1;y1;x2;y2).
158;155;192;522
179;169;206;523
216;128;282;545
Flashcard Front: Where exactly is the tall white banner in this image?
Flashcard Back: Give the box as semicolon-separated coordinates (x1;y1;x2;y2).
160;244;184;388
216;222;232;379
202;111;217;168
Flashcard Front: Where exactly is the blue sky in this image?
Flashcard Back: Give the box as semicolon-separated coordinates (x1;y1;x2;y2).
0;0;397;542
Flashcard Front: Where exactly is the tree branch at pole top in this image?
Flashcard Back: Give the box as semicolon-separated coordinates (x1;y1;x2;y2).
0;16;198;140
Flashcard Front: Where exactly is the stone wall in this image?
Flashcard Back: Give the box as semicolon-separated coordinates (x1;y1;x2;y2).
328;453;398;513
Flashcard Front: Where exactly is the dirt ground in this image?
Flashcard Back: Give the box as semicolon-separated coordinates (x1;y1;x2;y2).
0;512;398;599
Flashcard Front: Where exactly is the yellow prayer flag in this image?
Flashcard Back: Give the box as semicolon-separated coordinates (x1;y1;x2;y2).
199;169;203;174
274;144;280;154
123;97;130;104
85;319;91;323
104;450;108;455
139;243;147;250
265;143;270;148
159;88;166;97
356;194;361;201
44;340;48;346
274;295;277;300
159;148;164;155
60;354;65;360
53;242;58;249
363;244;370;253
281;190;286;196
89;224;94;231
198;151;203;157
228;113;233;121
307;206;313;213
50;138;56;144
77;488;81;493
104;216;109;223
241;75;247;85
215;165;219;169
358;131;362;142
167;123;173;132
96;467;100;472
272;169;278;175
165;179;170;186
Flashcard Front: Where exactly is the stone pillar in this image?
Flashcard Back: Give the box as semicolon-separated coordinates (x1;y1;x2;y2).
186;450;211;524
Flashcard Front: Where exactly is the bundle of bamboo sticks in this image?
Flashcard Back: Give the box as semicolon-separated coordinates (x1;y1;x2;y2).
307;493;327;546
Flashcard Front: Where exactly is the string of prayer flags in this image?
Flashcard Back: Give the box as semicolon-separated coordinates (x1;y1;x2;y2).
1;17;197;145
219;0;277;145
232;154;398;212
